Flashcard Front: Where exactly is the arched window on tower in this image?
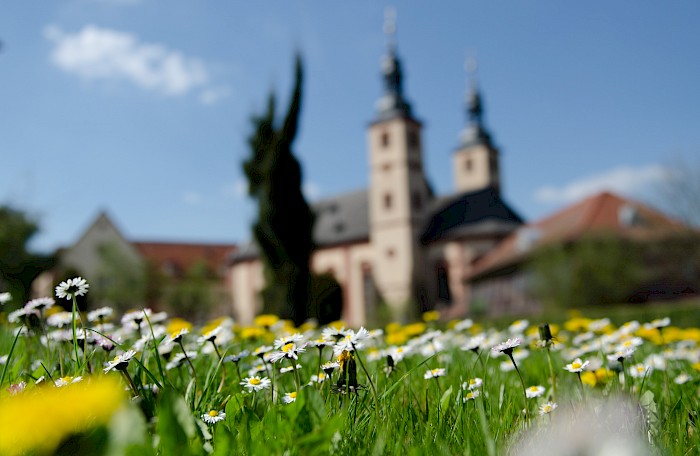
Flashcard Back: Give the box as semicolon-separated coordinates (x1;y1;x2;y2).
383;192;393;209
381;131;390;148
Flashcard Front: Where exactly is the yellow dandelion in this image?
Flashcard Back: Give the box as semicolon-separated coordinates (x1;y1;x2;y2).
0;377;126;456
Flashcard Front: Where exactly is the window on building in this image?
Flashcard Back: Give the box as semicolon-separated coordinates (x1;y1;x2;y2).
386;248;395;259
381;131;390;148
383;193;393;209
436;264;451;303
382;163;392;172
408;131;419;149
412;192;422;211
465;158;473;172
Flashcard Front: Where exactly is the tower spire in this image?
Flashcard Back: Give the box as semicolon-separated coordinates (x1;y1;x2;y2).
375;6;412;120
460;51;491;147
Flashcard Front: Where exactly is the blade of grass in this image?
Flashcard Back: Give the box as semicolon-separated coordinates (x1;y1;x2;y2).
0;327;22;386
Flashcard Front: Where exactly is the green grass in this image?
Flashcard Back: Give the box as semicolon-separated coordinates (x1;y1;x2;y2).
0;303;698;455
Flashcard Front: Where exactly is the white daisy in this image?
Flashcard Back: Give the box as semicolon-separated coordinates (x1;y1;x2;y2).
332;327;371;355
628;363;651;379
423;368;446;380
46;311;73;328
202;410;226;424
283;391;298;404
55;277;89;300
280;364;302;374
0;292;11;305
166;352;198;370
55;376;83;387
492;338;521;355
539;401;558;415
273;333;305;349
463;389;480;402
87;306;114;322
104;350;137;373
674;373;690;385
24;297;55;312
526;385;546;398
268;343;306;363
564;358;589;373
462;377;483;390
240;376;271;392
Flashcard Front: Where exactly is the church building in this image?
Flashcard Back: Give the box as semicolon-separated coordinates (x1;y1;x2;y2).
229;25;523;326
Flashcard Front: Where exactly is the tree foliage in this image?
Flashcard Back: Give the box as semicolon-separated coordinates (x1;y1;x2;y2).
530;235;646;309
243;55;315;325
0;205;53;304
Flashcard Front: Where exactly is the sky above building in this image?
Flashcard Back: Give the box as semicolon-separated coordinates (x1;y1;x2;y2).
2;1;699;253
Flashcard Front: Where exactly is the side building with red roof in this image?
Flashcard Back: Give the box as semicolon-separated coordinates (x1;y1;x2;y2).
465;191;699;316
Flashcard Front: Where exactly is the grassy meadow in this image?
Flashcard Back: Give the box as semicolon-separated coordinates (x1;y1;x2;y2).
0;280;698;455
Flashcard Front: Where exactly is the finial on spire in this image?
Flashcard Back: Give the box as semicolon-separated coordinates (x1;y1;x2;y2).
383;6;397;51
459;48;491;147
375;6;412;119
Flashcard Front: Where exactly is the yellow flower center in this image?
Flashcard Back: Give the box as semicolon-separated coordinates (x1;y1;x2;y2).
289;392;297;399
208;410;219;417
528;387;538;392
60;376;73;383
282;343;294;353
469;379;477;385
249;378;261;386
572;362;581;369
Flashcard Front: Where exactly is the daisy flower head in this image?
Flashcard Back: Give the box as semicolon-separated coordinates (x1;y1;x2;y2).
424;368;446;380
0;292;11;305
461;334;485;353
198;325;223;345
169;328;189;343
55;277;89;300
539;401;558;416
240;376;271;392
24;297;55;312
322;361;340;374
268;342;306;363
283;391;298;404
253;345;273;358
87;306;114;322
526;385;546;398
55;376;83;387
462;377;483;390
674;373;690;385
333;327;371;354
274;333;305;349
564;358;589;373
629;363;651;379
607;348;635;363
509;319;529;334
280;364;302;374
104;350;137;373
463;389;480;402
492;338;521;356
322;326;350;343
202;410;226;424
644;317;670;330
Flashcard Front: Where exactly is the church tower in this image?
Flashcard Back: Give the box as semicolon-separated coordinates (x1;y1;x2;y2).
453;58;501;194
367;9;432;320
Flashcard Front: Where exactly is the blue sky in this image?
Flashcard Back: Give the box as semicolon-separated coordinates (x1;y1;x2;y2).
2;1;699;253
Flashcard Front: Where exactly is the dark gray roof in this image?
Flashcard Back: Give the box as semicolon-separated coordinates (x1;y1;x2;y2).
232;186;523;263
231;189;369;263
420;187;523;244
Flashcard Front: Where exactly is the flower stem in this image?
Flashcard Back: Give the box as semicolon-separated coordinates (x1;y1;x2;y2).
352;343;381;422
508;353;529;421
546;346;557;401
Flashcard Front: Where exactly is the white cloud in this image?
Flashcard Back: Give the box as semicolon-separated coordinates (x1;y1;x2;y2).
534;164;670;204
44;24;229;100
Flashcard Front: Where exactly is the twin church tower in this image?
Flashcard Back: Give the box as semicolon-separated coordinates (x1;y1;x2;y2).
231;13;521;325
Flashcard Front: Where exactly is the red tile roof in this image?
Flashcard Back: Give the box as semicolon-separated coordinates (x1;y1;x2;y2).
133;242;237;277
468;191;687;280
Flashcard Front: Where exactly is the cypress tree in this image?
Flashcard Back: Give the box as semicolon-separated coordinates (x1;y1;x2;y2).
243;56;314;326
